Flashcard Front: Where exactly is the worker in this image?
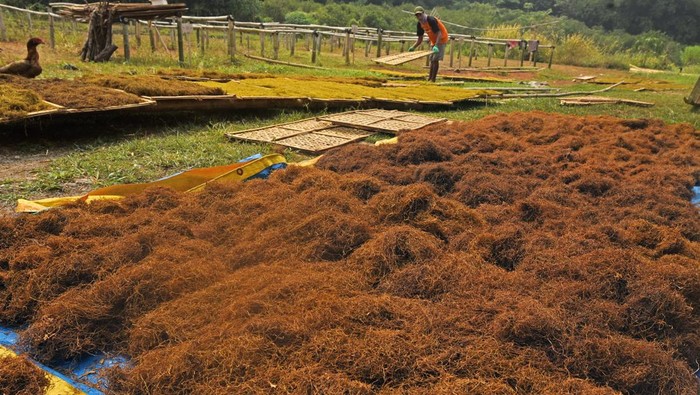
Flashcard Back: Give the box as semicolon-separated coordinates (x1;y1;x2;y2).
408;6;449;82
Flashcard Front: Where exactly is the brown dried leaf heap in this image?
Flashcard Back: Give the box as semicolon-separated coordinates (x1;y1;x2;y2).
1;75;143;109
0;111;698;394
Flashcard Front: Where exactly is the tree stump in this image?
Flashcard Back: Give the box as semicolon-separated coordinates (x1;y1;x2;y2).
80;3;118;62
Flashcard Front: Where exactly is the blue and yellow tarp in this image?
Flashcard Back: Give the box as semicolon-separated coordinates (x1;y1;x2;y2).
17;153;287;213
1;327;102;395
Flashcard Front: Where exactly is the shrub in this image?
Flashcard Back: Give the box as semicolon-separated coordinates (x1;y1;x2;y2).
554;34;604;67
681;45;700;66
284;10;315;25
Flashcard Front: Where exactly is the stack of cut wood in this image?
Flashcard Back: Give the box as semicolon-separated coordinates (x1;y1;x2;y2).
51;2;187;20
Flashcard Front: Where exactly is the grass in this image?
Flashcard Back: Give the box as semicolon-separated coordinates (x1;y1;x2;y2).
0;10;698;212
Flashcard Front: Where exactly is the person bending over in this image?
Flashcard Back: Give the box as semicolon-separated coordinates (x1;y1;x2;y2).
408;6;449;82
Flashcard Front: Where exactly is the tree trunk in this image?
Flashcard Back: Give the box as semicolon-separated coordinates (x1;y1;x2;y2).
81;3;117;62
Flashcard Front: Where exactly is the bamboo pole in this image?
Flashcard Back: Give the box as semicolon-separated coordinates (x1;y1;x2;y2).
503;44;508;67
154;24;171;56
376;28;382;58
496;81;624;99
449;36;455;67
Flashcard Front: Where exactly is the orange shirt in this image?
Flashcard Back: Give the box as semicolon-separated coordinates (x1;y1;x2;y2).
417;16;449;45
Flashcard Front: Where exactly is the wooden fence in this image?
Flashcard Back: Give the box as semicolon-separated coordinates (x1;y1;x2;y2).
0;3;555;69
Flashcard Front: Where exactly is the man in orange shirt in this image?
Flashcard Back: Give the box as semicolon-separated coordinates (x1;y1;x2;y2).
408;6;449;82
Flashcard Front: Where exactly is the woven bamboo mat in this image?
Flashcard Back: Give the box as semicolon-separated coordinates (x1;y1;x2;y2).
227;109;446;153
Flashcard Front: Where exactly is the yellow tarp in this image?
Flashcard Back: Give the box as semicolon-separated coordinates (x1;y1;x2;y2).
0;345;84;395
17;154;286;213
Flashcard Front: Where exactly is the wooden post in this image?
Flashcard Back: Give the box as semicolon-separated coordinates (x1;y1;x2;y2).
503;43;508;67
0;9;6;42
311;30;318;63
532;47;538;67
227;18;235;61
199;28;205;54
259;28;265;57
376;29;382;58
457;38;463;69
176;17;185;66
365;39;370;57
290;33;296;56
385;38;390;55
135;21;141;48
520;40;526;67
315;31;322;61
272;31;279;60
148;22;156;52
400;40;405;52
449;36;455;67
548;46;554;69
123;22;131;61
487;44;494;67
468;38;475;67
48;8;56;49
344;29;351;65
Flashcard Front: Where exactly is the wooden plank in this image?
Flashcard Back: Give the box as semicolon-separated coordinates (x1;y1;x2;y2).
560;96;654;107
373;50;431;65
